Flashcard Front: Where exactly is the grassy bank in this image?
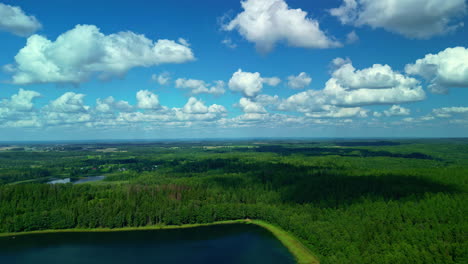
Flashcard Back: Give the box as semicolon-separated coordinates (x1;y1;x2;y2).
0;219;319;264
248;220;319;264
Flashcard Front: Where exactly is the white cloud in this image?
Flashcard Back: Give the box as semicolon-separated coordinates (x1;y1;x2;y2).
151;72;171;85
305;105;368;118
96;97;132;113
224;0;341;53
346;30;359;44
229;69;264;97
432;107;468;118
2;118;42;128
136;90;160;110
384;105;411;116
233;113;269;122
0;89;41;124
175;97;227;121
219;112;314;128
175;78;225;95
405;47;468;94
9;24;195;84
40;92;92;126
330;0;467;39
279;59;425;113
182;97;209;114
5;88;41;111
262;77;281;86
237;97;267;113
0;3;42;37
0;89;232;129
331;57;352;68
119;97;227;124
45;92;89;113
255;94;280;107
332;58;417;90
116;111;169;124
228;69;280;97
420;115;435;121
323;78;425;106
287;72;311;89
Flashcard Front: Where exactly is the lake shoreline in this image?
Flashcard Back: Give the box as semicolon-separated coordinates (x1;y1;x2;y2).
0;219;318;264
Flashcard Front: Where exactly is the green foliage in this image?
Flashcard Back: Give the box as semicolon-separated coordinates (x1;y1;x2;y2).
0;139;467;263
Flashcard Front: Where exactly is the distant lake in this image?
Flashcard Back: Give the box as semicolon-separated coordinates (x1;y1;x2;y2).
0;224;295;264
48;176;105;184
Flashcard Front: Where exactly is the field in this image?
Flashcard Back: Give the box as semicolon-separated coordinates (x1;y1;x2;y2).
0;139;467;264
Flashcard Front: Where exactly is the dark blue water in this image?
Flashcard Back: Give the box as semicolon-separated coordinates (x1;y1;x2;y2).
0;224;295;264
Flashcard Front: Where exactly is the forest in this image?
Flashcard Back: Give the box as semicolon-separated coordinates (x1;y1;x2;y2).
0;139;467;264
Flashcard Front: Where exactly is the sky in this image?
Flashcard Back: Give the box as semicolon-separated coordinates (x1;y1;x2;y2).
0;0;467;141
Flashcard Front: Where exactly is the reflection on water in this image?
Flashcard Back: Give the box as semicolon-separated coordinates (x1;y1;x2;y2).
47;176;105;184
73;176;105;184
47;178;71;184
0;224;295;264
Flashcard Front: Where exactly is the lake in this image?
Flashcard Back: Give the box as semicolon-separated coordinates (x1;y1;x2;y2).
0;224;296;264
48;176;106;184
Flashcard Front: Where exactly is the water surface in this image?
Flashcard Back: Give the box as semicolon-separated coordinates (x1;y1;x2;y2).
47;176;105;184
0;224;295;264
73;175;106;184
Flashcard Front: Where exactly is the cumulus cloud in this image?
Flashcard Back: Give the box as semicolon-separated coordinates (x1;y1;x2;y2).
96;97;132;113
8;24;195;84
40;92;92;126
330;0;467;39
224;0;341;53
4;88;41;111
279;58;425;113
287;72;311;89
0;89;231;129
229;69;263;97
332;59;417;90
113;96;228;124
175;78;225;95
405;47;468;94
255;94;280;107
0;89;41;126
136;90;160;110
182;97;209;114
383;105;411;116
175;97;227;121
237;97;267;113
432;107;468;118
0;3;42;37
228;69;280;97
323;78;425;106
45;92;89;113
151;72;171;85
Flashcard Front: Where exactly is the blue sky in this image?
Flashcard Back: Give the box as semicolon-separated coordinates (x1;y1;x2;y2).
0;0;467;140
